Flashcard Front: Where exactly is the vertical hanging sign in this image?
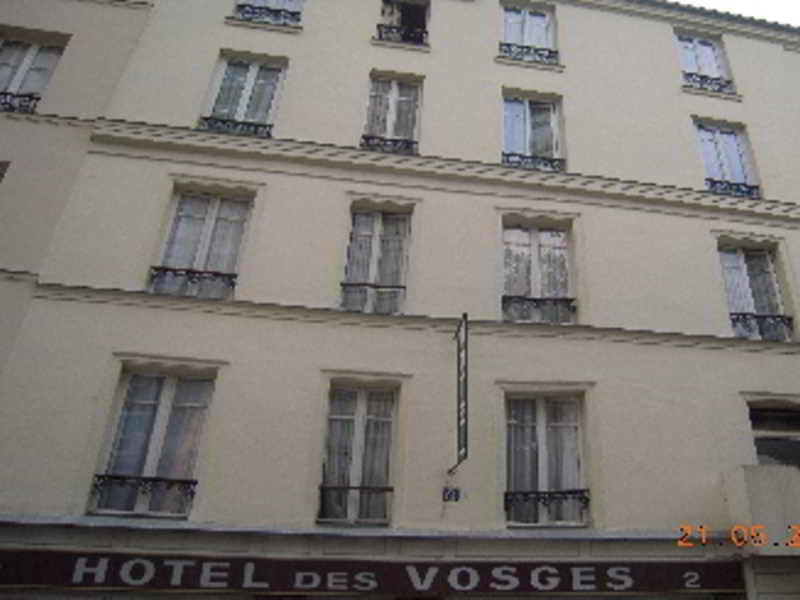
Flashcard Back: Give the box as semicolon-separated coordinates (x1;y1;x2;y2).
449;313;468;474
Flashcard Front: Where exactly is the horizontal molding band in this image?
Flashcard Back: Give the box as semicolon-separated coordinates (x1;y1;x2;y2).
29;282;800;355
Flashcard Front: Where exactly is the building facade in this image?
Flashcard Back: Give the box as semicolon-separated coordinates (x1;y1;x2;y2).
1;0;799;599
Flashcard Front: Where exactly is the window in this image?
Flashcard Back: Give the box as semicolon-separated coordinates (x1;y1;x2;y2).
232;0;303;26
749;404;800;468
503;225;574;323
319;387;395;524
92;372;214;516
0;162;8;182
503;97;564;171
150;193;249;300
376;0;429;46
0;39;63;113
505;395;588;524
342;212;409;315
677;34;735;94
499;7;558;65
696;123;758;198
718;246;793;342
199;58;283;137
361;78;421;155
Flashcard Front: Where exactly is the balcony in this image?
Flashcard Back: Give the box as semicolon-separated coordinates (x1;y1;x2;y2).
682;71;736;95
198;116;273;138
360;135;418;156
150;266;237;300
724;466;800;556
502;152;565;172
375;24;428;46
498;42;559;66
502;296;576;323
341;282;405;315
0;92;40;114
90;474;197;517
318;485;393;524
505;489;590;525
730;313;793;342
233;3;302;26
705;178;760;199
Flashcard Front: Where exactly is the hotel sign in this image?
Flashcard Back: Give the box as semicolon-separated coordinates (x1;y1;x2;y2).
0;551;744;594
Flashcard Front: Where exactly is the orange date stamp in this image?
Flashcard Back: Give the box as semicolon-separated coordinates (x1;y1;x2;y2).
676;524;800;548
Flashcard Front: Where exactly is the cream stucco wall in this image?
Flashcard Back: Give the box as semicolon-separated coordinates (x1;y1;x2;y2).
0;293;797;533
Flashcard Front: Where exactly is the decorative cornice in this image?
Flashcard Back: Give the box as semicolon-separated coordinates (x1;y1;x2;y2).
565;0;800;45
88;119;800;223
31;282;800;356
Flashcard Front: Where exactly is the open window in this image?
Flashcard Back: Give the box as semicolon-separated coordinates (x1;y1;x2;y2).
503;92;564;171
749;402;800;468
376;0;429;46
718;242;793;342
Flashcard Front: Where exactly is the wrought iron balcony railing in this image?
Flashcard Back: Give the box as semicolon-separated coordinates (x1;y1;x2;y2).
682;71;736;95
502;152;565;172
150;266;238;300
502;296;576;323
233;3;302;26
0;92;40;114
705;178;760;199
360;134;418;155
91;474;197;516
375;24;428;46
198;116;273;138
318;485;394;523
341;282;405;315
730;313;794;343
504;489;590;524
498;42;560;66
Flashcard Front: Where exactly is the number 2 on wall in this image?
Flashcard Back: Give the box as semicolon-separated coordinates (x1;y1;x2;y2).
683;571;701;589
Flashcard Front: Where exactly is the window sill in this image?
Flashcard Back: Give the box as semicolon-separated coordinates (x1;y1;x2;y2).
88;509;189;520
316;519;390;528
507;522;589;529
370;38;431;53
681;85;742;102
224;16;302;34
495;56;565;73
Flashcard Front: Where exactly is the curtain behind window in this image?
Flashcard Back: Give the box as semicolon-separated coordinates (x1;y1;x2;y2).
506;398;538;522
322;390;357;519
529;102;555;157
359;392;393;519
503;99;527;154
0;41;28;90
244;66;280;123
366;80;391;136
18;46;62;95
212;62;249;119
394;83;418;139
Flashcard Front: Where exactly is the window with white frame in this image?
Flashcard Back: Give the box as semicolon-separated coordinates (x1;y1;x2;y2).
377;0;429;45
749;403;800;468
503;97;564;171
677;34;735;94
361;78;421;155
342;211;409;315
150;193;249;300
505;395;587;524
0;38;63;113
232;0;304;26
199;57;283;137
92;372;214;516
718;246;792;342
696;123;758;198
499;6;558;65
503;224;573;323
319;387;395;524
